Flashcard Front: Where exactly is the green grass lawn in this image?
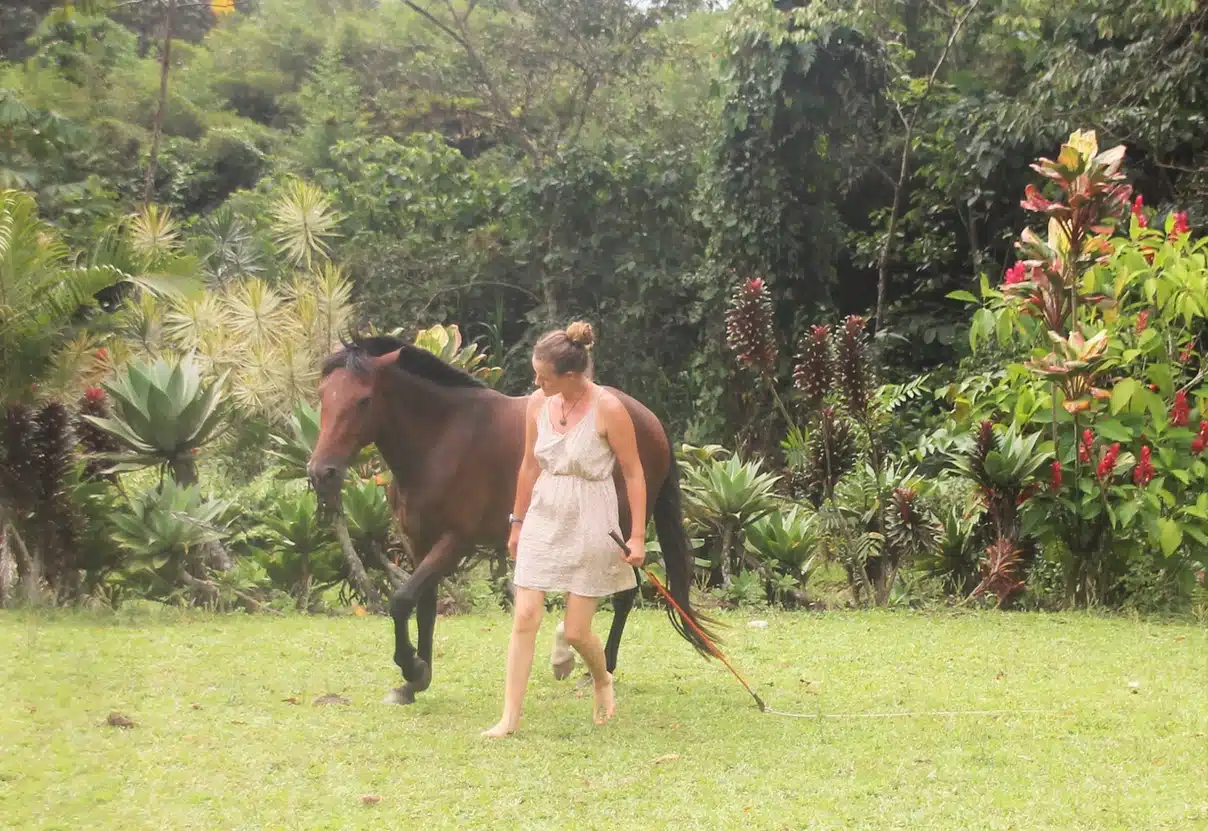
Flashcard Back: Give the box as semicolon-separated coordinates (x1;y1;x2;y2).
1;606;1205;830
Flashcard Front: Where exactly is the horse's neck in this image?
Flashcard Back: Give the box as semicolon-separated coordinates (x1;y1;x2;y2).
374;371;484;489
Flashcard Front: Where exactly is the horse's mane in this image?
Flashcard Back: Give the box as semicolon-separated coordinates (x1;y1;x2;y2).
321;333;486;390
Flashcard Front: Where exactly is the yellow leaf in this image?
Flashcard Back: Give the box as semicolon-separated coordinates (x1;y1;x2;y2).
211;0;236;15
1048;216;1070;257
1067;129;1098;162
353;605;368;617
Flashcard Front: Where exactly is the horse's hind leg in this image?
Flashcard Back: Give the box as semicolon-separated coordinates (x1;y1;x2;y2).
604;580;639;675
577;584;637;689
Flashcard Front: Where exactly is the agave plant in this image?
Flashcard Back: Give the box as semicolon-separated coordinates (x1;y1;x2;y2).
681;454;782;585
949;421;1052;544
343;478;396;562
823;460;939;606
916;504;985;595
258;487;341;609
745;505;820;606
110;479;231;596
80;354;229;486
268;399;373;481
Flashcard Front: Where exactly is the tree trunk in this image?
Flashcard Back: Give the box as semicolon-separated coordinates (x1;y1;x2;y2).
142;0;175;206
297;553;312;612
334;515;383;612
0;523;14;607
6;522;43;605
874;120;913;332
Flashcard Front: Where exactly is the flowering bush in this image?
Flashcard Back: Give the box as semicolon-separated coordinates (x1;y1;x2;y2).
946;129;1207;607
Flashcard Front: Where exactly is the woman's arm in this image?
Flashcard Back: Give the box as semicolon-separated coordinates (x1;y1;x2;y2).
599;393;646;567
508;392;544;559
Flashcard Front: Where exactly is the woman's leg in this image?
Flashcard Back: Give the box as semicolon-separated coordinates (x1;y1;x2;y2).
563;593;615;724
482;586;545;737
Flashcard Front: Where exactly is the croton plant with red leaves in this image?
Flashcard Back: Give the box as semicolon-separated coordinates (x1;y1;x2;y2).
947;129;1207;607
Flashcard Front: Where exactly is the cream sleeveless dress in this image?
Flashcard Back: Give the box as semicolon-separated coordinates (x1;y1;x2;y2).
513;390;637;598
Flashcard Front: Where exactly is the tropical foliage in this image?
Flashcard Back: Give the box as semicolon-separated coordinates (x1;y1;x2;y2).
2;0;1206;615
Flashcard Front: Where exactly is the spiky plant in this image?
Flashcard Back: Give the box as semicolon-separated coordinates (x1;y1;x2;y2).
835;314;872;420
80;354;229;486
726;277;778;377
793;324;832;411
270;179;343;270
30;402;79;594
916;504;985;595
110;479;232;599
76;387;120;481
0;403;37;515
971;537;1027;608
800;406;858;505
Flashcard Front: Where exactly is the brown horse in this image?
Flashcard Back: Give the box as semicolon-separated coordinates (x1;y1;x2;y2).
307;334;714;704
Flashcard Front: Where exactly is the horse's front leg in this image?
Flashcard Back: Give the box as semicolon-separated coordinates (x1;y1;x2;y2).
384;533;460;705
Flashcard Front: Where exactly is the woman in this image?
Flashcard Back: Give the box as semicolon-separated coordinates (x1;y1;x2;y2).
482;321;647;737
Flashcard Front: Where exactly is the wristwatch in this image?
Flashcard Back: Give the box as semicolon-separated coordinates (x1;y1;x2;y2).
509;513;524;525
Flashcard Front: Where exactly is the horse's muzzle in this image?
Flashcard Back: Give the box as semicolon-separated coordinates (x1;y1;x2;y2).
307;463;345;507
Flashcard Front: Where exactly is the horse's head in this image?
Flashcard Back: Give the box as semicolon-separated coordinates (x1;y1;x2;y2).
307;340;399;509
307;333;488;509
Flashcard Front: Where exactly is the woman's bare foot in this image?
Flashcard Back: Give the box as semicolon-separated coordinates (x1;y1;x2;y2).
480;720;517;738
592;673;616;725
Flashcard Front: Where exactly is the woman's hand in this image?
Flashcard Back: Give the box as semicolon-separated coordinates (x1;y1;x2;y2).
622;536;646;568
508;523;522;561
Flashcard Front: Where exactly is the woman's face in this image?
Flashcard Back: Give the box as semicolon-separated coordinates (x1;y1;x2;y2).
532;357;578;398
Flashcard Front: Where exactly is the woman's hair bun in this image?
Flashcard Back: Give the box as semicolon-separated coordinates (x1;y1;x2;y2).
565;320;595;348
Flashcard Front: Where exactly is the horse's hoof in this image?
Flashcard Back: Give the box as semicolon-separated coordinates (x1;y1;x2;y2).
406;659;432;692
550;620;575;680
382;685;415;706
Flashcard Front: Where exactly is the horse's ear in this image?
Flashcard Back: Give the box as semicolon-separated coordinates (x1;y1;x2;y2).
373;348;404;369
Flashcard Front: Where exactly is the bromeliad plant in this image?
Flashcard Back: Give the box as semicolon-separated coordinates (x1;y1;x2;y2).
947;129;1208;607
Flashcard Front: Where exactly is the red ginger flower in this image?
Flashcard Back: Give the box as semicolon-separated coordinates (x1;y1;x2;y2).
1133;446;1155;487
1171;390;1190;427
1049;460;1063;492
1003;262;1027;285
1193;421;1208;455
1135;310;1150;335
1169;211;1190;240
84;386;105;404
1131;195;1148;228
1079;429;1094;464
1097;442;1121;481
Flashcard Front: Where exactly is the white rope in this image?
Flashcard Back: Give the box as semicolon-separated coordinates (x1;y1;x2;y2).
759;706;1064;720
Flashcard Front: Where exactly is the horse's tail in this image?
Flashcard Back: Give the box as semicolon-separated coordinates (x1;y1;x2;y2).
652;447;721;660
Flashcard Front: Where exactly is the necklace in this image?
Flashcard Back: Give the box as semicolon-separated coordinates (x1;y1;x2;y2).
559;386;589;426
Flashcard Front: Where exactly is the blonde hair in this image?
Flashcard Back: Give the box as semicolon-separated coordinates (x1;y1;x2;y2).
534;320;595;375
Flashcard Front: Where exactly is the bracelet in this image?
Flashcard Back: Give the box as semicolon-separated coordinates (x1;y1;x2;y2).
508;513;524;525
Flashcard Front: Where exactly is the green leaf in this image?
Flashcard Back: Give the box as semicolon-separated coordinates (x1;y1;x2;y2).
1095;419;1133;443
1110;379;1137;415
1157;518;1183;557
946;290;978;304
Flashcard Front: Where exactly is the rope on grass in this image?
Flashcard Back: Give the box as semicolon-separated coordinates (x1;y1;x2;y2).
758;705;1065;720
